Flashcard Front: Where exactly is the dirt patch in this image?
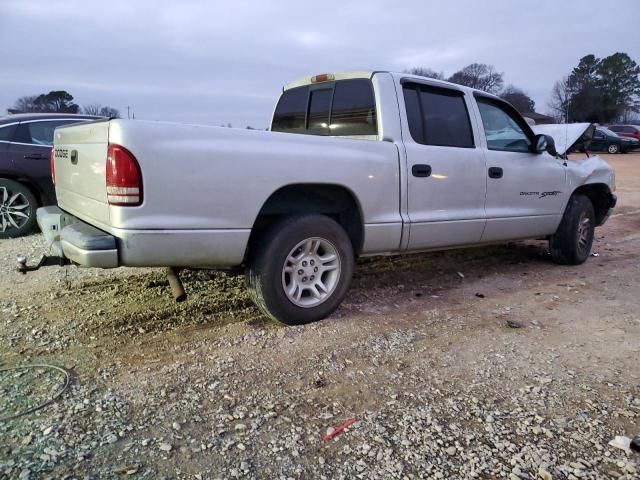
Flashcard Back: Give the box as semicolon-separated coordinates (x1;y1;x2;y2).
1;153;639;479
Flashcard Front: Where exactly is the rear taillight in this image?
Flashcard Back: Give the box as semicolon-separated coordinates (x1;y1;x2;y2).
50;148;55;185
106;144;142;206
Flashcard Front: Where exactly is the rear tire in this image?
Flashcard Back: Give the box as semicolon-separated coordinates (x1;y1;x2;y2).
607;143;619;154
549;194;595;265
246;214;355;325
0;179;38;239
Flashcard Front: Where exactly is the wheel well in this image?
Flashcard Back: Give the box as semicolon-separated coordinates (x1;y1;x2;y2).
572;183;613;225
0;174;44;207
247;184;364;259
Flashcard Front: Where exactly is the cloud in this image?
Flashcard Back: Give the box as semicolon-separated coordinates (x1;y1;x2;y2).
1;0;639;124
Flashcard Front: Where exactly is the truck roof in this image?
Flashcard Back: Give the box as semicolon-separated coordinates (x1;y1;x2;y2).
0;113;101;126
283;70;500;100
284;71;375;90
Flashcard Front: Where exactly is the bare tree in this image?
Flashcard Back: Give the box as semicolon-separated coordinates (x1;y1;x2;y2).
404;67;445;80
547;76;571;122
448;63;504;94
82;104;120;118
99;106;120;118
9;95;38;114
83;104;102;115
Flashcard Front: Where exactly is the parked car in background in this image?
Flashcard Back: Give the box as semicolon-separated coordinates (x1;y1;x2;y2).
0;113;99;238
589;127;638;154
608;124;640;141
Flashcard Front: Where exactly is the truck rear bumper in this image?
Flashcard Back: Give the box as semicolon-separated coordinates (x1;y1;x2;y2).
36;206;251;268
37;206;119;268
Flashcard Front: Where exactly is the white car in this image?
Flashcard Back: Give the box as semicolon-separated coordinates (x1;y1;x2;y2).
31;71;616;325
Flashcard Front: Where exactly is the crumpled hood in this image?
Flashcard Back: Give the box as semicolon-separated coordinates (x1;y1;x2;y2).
532;123;594;156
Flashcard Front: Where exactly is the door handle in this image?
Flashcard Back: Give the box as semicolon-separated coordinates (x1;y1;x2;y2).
412;164;432;177
24;153;46;160
488;167;503;179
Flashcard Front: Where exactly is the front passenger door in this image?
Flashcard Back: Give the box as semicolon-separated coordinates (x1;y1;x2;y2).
475;97;567;242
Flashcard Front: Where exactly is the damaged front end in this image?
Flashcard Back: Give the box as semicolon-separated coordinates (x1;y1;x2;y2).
533;122;617;226
531;122;595;158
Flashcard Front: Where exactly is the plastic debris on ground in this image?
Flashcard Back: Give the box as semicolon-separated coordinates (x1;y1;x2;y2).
323;418;357;442
609;435;632;454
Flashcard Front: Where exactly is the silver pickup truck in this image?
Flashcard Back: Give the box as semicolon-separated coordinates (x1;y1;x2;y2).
32;71;616;325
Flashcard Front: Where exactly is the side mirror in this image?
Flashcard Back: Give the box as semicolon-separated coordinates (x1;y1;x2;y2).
533;133;557;156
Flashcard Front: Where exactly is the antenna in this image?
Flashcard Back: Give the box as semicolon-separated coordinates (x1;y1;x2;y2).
564;83;569;159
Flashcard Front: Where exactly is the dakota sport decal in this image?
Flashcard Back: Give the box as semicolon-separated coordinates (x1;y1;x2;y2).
520;191;562;199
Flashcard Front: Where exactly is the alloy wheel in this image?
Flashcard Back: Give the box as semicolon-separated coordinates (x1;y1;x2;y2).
576;212;592;252
0;186;31;233
281;237;341;308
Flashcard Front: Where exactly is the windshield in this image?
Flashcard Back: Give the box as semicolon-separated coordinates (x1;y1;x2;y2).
598;127;619;137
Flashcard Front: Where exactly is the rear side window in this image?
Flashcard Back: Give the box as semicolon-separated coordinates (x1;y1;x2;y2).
271;79;377;136
271;86;308;133
14;120;79;146
402;83;474;148
0;124;16;142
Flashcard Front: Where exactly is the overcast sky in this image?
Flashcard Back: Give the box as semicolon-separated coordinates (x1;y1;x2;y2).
1;0;639;128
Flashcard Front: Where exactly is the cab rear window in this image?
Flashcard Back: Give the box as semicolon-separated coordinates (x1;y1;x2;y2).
271;79;377;136
270;86;307;133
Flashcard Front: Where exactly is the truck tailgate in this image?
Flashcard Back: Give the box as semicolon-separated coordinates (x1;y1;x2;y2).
54;120;110;227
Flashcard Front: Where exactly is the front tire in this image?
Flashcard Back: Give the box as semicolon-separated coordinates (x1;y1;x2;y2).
607;143;620;154
549;194;595;265
0;179;38;239
246;214;355;325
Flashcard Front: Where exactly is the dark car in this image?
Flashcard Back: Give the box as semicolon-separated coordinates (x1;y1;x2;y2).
0;113;100;238
608;124;640;142
589;127;638;154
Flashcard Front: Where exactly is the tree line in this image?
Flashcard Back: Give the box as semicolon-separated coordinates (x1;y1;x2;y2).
7;91;120;118
548;53;640;123
9;53;639;125
405;64;536;115
407;51;640;123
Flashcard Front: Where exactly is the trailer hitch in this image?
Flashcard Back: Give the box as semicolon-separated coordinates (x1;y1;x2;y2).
16;254;70;274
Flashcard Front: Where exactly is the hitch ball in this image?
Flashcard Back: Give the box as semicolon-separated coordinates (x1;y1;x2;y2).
16;255;27;274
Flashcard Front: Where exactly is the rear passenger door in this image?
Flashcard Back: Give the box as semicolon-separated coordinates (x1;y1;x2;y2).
401;82;487;250
625;125;640;140
0;123;17;157
6;119;79;202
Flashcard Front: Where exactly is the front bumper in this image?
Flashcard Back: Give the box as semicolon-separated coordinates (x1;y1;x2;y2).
36;206;118;268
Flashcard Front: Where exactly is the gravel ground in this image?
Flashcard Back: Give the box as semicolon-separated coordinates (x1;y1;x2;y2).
1;153;639;479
